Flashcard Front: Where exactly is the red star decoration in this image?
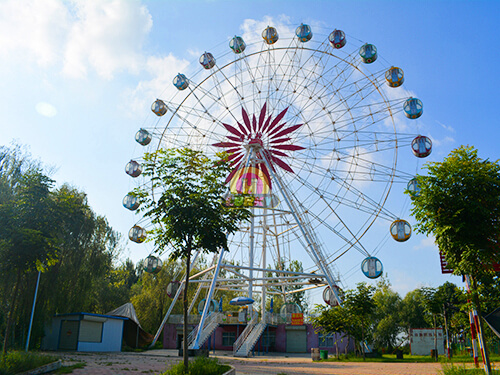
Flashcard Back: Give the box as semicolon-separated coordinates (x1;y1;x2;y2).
213;103;305;187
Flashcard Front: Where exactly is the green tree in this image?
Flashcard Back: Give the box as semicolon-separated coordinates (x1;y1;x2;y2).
410;146;500;373
134;148;250;370
399;289;431;337
0;170;59;353
312;282;376;359
372;278;402;351
131;259;185;335
410;146;500;281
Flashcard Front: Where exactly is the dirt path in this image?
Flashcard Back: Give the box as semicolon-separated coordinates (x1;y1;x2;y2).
57;350;445;375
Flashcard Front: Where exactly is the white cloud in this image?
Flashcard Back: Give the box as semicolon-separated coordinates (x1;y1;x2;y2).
123;54;190;116
36;102;58;117
0;0;70;66
436;120;455;133
63;0;153;80
412;235;436;251
0;0;153;80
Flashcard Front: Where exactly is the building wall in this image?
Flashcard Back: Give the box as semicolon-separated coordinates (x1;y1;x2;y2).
162;321;354;354
77;317;124;352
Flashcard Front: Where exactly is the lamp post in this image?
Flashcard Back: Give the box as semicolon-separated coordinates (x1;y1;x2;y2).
25;270;41;352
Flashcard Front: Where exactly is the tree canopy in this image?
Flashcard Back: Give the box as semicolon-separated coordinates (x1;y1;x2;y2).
410;146;500;281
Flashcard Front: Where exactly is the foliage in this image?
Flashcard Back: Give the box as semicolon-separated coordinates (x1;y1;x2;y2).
130;259;185;334
398;288;430;336
0;351;58;375
410;146;500;283
161;356;230;375
372;278;403;350
135;148;251;258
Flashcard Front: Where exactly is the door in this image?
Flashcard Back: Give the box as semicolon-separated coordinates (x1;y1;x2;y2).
286;329;307;353
59;320;79;350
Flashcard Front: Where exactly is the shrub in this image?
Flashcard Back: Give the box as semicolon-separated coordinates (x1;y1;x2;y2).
162;356;230;375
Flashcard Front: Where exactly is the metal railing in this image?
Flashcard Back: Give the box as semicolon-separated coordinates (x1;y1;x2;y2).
233;314;258;355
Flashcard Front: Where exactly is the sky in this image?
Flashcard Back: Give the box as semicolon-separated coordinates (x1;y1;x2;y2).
1;0;499;302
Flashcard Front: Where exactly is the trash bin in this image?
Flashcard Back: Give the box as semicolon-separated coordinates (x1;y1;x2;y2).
320;350;329;360
311;348;320;361
395;349;403;359
430;349;438;361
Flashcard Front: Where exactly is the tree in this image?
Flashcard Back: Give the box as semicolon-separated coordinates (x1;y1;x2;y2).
312;282;376;359
399;289;431;337
410;146;500;280
0;170;59;353
410;146;500;372
134;148;250;370
372;278;402;351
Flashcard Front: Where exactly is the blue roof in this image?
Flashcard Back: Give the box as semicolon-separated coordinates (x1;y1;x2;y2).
54;312;127;320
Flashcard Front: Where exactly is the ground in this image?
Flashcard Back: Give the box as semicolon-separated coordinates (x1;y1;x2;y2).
57;349;446;375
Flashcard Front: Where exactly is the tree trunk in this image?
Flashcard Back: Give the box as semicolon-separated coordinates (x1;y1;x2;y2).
443;304;451;358
361;325;365;360
3;269;22;354
183;244;192;371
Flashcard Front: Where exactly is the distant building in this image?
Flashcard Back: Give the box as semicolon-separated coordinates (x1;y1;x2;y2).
410;328;445;355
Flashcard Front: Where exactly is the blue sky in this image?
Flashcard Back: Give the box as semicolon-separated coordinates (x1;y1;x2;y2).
1;0;499;300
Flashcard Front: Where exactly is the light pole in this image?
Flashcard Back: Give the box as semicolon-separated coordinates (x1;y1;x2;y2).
25;270;41;352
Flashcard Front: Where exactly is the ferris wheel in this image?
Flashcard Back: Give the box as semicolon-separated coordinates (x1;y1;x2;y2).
124;23;430;351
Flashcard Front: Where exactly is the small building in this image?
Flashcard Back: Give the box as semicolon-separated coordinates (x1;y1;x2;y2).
409;328;445;356
42;313;126;352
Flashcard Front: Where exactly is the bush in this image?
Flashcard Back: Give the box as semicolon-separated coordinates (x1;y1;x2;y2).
162;356;230;375
0;351;58;375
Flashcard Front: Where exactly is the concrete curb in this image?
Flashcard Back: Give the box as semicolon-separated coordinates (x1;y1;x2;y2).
18;359;62;375
222;364;236;375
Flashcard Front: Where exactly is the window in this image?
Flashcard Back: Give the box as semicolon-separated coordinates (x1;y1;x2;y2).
318;332;336;347
222;332;236;346
78;320;103;343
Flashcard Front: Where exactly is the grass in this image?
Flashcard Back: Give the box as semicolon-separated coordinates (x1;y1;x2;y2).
0;351;59;375
441;363;500;374
53;362;86;374
321;353;500;364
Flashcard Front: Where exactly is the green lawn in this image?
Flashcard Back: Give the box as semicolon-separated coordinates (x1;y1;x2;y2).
322;353;500;364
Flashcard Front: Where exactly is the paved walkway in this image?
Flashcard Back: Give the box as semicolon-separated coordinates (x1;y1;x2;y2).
57;349;446;375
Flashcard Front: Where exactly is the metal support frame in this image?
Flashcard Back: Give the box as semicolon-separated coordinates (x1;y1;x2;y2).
260;152;343;306
192;247;226;349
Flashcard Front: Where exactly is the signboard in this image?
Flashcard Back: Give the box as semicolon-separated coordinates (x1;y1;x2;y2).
440;251;500;274
291;313;304;326
439;252;453;274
